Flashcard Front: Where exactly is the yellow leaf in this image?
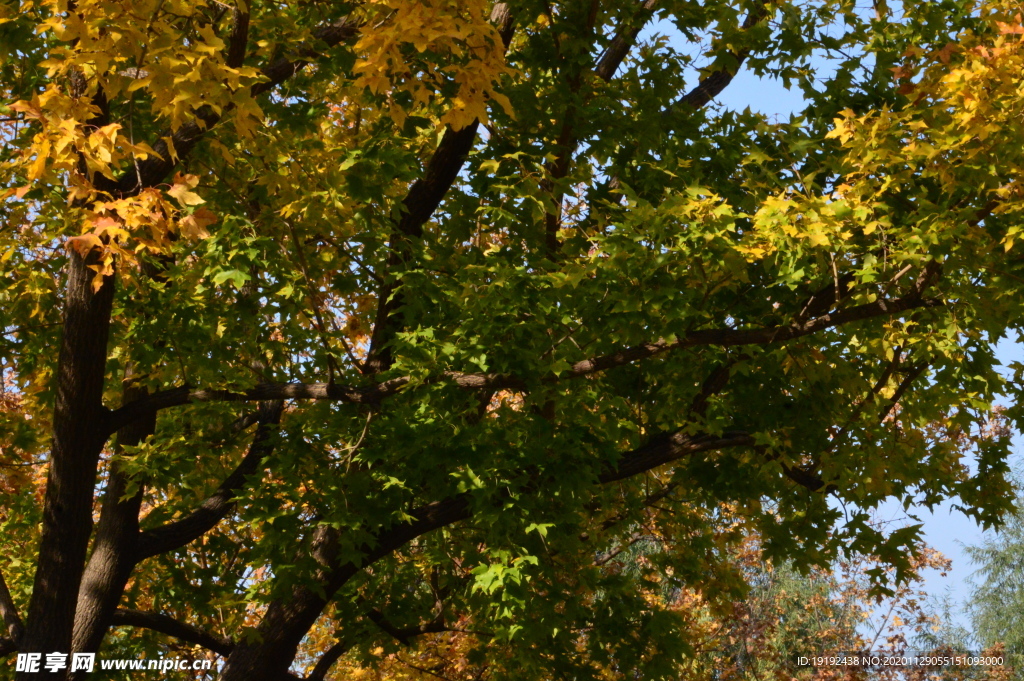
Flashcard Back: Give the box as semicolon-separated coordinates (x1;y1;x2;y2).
28;137;50;181
389;101;407;129
168;182;205;206
490;91;514;117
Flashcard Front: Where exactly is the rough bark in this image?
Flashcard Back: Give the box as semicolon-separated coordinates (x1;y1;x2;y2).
68;379;153;677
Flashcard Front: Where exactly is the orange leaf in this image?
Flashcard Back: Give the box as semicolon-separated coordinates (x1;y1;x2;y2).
934;42;958;64
179;207;217;239
67;234;102;257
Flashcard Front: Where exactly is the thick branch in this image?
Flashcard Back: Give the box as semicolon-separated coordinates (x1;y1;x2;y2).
226;6;250;69
594;0;659;81
545;0;662;254
798;273;856;322
688;359;741;417
110;609;234;656
878;362;928;422
365;6;515;373
136;401;284;559
397;125;482;242
598;430;754;483
0;568;24;644
591;2;772;207
71;376;157;664
779;462;830;492
304;607;449;681
365;608;447;647
107;378;412;433
19;250;116;676
490;3;516;48
366;125;481;373
305;639;352;681
566;293;941;376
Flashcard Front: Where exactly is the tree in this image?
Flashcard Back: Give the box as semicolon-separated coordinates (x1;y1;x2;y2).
963;485;1024;666
1;0;1023;678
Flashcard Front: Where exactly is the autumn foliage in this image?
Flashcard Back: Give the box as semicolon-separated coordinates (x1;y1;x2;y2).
2;0;1024;679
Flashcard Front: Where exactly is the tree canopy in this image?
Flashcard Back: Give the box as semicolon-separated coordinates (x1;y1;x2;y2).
1;0;1024;678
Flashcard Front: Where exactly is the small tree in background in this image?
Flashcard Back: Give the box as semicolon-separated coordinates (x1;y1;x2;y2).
959;488;1024;676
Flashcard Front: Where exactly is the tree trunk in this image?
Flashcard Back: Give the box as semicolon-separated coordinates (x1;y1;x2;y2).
17;249;115;680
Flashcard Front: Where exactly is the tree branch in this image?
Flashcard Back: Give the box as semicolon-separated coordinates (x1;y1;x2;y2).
365;608;447;647
598;430;754;483
226;5;250;69
669;3;771;112
544;0;662;255
20;247;117;664
218;423;755;680
878;362;928;422
305;638;353;681
688;358;743;417
365;130;482;371
561;292;942;376
106;378;412;433
110;291;942;432
778;462;830;492
797;273;856;322
824;345;905;456
777;359;930;496
72;375;158;664
110;609;234;656
135;401;284;559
